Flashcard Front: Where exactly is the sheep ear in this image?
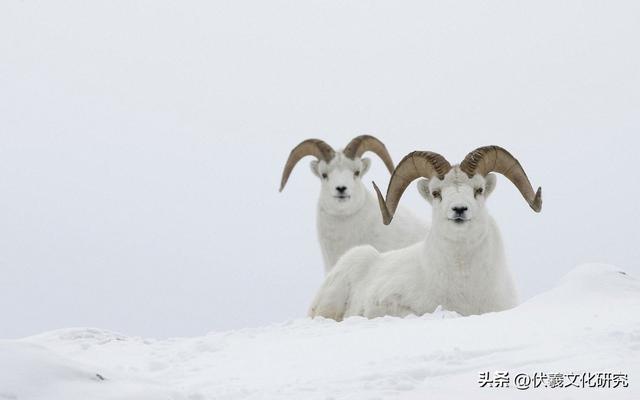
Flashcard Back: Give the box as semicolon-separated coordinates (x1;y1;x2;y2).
360;158;371;176
310;160;321;178
485;173;497;197
417;179;433;204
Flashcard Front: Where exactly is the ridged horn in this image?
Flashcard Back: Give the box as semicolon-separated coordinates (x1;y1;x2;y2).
460;145;542;212
343;135;394;173
373;151;451;225
280;139;335;192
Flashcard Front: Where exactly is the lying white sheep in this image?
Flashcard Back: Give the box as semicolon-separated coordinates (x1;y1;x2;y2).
309;146;542;319
280;135;427;273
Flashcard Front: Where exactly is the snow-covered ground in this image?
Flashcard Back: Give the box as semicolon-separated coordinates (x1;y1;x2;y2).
1;263;638;400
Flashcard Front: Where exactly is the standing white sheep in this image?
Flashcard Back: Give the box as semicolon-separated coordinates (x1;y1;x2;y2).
280;135;427;273
309;146;542;319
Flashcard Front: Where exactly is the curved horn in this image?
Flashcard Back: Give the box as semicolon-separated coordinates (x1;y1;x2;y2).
373;151;451;225
460;145;542;212
343;135;395;173
280;139;335;192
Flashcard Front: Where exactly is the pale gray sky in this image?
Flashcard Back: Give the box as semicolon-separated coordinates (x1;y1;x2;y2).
1;0;639;338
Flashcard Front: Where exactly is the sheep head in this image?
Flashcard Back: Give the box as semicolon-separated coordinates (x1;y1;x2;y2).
280;135;395;216
373;146;542;228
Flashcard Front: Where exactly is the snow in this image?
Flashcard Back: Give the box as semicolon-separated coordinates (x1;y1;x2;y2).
2;263;639;399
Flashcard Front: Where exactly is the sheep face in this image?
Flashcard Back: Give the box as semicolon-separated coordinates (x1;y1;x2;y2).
311;153;371;216
417;167;497;234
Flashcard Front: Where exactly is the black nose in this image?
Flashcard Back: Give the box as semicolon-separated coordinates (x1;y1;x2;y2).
452;206;468;215
336;186;347;193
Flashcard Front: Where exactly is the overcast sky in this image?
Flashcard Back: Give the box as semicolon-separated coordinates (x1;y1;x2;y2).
1;1;639;339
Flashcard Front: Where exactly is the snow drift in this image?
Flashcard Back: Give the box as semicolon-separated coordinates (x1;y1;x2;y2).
1;263;639;399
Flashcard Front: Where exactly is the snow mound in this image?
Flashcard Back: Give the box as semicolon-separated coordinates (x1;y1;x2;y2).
0;341;174;400
3;263;640;399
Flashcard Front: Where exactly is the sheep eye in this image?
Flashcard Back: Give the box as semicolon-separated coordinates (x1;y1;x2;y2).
354;170;360;177
431;190;441;199
475;187;484;196
321;173;328;179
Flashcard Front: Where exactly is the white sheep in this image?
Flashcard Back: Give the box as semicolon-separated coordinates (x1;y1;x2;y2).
280;135;427;273
309;146;542;319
